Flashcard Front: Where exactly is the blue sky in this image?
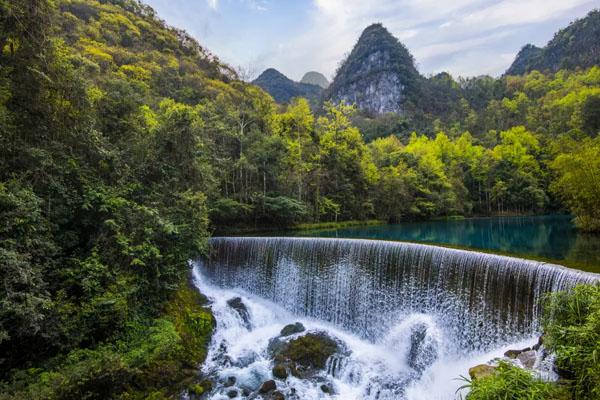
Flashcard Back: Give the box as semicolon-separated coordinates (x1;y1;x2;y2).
144;0;599;81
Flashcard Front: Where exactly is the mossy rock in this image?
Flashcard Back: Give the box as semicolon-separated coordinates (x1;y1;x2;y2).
271;332;340;378
469;364;497;380
280;332;338;369
272;363;288;379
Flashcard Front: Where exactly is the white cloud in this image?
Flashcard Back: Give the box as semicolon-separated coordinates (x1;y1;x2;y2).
207;0;218;10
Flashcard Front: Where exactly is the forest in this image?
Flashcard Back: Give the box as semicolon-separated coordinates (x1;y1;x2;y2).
0;0;599;399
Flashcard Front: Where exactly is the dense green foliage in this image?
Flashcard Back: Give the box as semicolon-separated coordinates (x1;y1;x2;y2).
0;0;215;394
0;283;213;399
506;10;600;75
543;284;600;399
465;361;570;400
551;137;600;231
1;0;600;397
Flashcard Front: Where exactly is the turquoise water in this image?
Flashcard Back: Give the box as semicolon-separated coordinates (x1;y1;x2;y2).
282;215;600;273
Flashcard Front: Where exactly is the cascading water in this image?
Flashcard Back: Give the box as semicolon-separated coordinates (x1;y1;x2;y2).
192;237;599;400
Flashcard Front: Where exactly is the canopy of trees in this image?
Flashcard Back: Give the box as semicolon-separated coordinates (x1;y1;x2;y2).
1;0;599;397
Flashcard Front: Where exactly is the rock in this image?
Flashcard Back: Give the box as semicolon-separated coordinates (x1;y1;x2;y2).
273;332;341;378
281;322;305;337
517;350;538;369
504;349;522;359
227;297;251;328
272;363;288;379
224;376;236;387
226;389;238;398
407;323;438;374
532;336;544;351
267;337;286;356
320;383;334;394
259;380;277;393
272;390;285;400
469;364;497;380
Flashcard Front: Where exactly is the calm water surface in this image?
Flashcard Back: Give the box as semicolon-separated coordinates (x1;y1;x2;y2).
281;215;600;273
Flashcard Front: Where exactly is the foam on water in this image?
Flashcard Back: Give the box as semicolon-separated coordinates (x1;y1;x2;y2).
192;237;599;399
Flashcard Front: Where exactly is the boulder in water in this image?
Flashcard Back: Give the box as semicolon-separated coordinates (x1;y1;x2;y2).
259;379;277;393
272;363;288;379
469;364;497;380
407;323;438;374
320;383;335;394
272;332;342;379
281;322;305;337
517;350;538;369
226;389;238;398
224;376;236;387
271;390;285;400
226;297;251;328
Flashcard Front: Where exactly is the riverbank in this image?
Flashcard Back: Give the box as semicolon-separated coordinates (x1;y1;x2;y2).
0;276;214;400
213;219;387;235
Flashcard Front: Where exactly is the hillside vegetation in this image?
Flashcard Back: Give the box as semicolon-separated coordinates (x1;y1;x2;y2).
1;0;600;398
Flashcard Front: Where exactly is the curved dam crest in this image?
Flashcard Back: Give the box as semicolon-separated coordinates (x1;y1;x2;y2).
197;237;598;352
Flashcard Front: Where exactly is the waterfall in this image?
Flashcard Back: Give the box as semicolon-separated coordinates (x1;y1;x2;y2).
197;237;598;352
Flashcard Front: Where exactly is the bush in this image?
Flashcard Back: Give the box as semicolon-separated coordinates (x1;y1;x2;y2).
465;362;570;400
0;282;213;400
543;284;600;399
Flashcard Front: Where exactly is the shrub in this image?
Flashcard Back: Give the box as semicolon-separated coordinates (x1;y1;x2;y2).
543;284;600;399
465;362;570;400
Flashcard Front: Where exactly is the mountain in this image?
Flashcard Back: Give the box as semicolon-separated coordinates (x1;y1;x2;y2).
301;71;329;88
325;23;421;116
253;68;323;104
506;9;600;75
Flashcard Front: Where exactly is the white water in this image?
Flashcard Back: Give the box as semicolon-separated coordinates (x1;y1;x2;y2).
191;237;599;399
192;267;536;400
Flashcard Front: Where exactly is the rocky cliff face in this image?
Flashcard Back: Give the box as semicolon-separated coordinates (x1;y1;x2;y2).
326;24;420;116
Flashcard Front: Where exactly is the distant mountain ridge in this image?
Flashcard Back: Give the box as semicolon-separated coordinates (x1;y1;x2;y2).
301;71;329;88
506;9;600;75
252;68;322;104
325;23;421;116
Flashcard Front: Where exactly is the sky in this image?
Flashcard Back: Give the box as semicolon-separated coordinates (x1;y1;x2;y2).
144;0;599;81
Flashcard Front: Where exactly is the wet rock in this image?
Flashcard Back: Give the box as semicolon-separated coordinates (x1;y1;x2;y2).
259;380;277;393
469;364;497;380
407;323;438;374
226;389;238;398
268;337;286;356
272;363;288;379
532;336;544;351
272;390;285;400
281;322;305;337
227;297;251;328
517;350;538;369
320;383;334;394
224;376;236;387
273;332;341;378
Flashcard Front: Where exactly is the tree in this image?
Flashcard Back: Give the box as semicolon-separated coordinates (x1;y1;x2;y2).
551;136;600;231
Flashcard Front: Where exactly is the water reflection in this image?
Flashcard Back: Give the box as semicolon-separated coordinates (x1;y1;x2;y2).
284;215;600;273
